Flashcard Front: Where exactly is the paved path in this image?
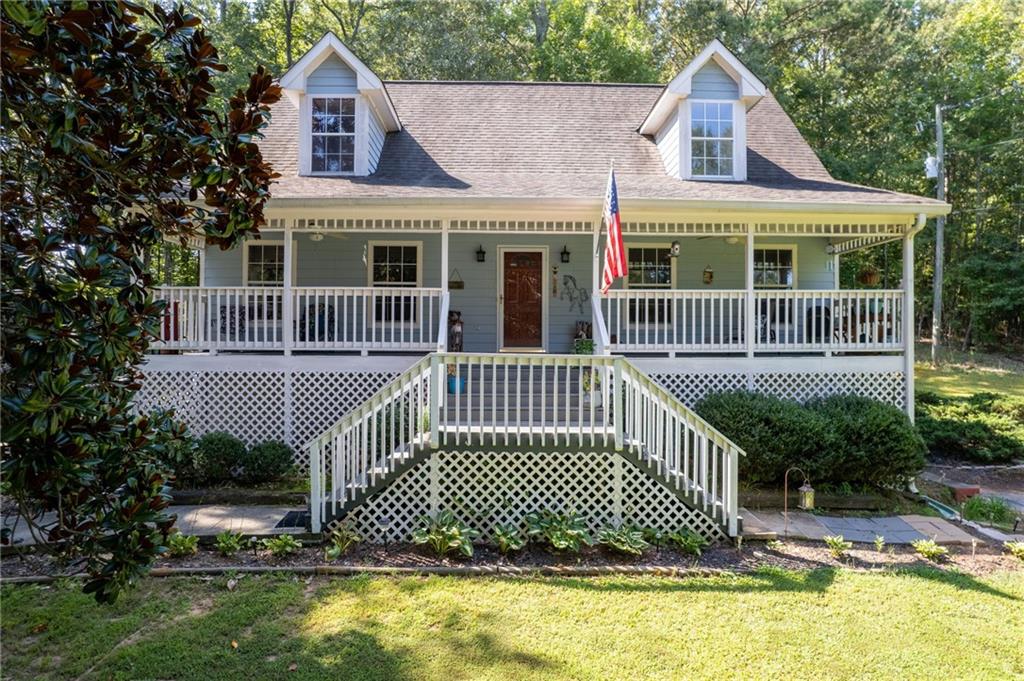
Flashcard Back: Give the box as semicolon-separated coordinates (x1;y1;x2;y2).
741;509;977;545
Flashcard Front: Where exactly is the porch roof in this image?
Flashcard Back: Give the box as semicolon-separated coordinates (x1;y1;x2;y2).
260;82;947;215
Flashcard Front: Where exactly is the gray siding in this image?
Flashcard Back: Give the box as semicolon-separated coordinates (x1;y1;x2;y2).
655;106;681;179
367;105;386;173
307;54;357;94
691;60;738;99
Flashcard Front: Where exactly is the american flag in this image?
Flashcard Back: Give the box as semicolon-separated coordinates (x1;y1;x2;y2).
600;169;626;294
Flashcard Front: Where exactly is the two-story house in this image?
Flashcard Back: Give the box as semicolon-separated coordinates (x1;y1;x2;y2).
141;34;949;541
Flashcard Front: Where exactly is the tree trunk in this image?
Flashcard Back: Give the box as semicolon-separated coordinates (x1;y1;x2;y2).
282;0;296;67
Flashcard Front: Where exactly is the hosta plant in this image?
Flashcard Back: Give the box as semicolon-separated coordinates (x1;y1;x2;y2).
493;524;526;555
412;511;479;558
167;533;199;558
1004;541;1024;562
823;535;852;559
911;538;948;562
597;525;649;556
214;531;245;557
324;524;362;560
262;535;302;557
668;529;709;557
525;510;592;553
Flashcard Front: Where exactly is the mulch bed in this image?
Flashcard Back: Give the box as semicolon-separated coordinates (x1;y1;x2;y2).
3;538;1021;581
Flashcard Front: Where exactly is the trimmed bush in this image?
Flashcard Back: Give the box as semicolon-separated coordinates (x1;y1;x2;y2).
241;440;295;484
806;395;925;488
694;391;832;485
193;431;246;485
695;390;924;489
915;392;1024;463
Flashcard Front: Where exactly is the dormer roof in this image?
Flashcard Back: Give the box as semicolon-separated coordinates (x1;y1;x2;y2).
638;39;766;136
278;32;401;132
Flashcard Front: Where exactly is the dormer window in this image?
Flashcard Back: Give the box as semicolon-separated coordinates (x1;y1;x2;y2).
690;101;734;178
311;97;355;174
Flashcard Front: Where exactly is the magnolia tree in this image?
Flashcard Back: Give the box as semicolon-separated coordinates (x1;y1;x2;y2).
1;2;279;602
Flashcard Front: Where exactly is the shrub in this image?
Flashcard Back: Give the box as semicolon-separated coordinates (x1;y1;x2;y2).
167;533;199;558
916;392;1024;463
694;391;832;485
962;496;1015;526
525;510;592;553
1004;541;1024;562
262;535;302;557
823;535;852;559
412;511;479;558
806;395;925;488
596;525;649;556
874;535;886;553
214;531;245;557
493;524;526;555
193;432;246;485
241;440;295;485
668;529;708;557
324;524;361;560
911;538;948;562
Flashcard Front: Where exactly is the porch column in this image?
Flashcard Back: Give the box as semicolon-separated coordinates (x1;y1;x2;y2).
440;220;449;351
902;228;915;420
832;253;840;289
282;222;293;356
745;223;755;359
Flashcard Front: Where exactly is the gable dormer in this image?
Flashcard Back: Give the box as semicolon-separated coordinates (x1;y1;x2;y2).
279;32;400;177
639;39;766;182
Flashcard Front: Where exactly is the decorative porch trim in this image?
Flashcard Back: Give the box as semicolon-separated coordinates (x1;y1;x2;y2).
450;219;594;233
755;222;906;237
622;221;746;235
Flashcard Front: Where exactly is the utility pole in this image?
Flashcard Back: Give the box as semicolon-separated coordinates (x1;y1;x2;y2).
931;103;945;366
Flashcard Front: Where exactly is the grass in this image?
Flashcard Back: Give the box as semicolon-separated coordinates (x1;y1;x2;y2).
2;570;1022;680
915;342;1024;398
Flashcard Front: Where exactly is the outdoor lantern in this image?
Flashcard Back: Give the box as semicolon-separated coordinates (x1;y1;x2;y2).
798;481;815;511
670;240;681;257
560;245;571;263
702;264;714;285
476;245;486;262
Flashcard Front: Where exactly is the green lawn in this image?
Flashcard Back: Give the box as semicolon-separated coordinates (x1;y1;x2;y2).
915;343;1024;398
3;570;1022;680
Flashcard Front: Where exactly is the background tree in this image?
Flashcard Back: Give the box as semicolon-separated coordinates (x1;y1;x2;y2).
1;1;279;602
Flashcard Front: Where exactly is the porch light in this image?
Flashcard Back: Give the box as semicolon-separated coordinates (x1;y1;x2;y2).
783;466;814;538
670;240;681;257
476;245;486;262
560;245;571;263
702;265;714;285
799;481;815;511
309;232;324;242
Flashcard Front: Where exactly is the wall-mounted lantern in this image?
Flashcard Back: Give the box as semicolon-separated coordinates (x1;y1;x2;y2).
702;264;714;285
670;240;681;257
476;245;486;263
560;245;571;263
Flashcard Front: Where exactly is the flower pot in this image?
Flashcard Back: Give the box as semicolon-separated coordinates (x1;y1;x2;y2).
857;269;881;286
447;375;467;394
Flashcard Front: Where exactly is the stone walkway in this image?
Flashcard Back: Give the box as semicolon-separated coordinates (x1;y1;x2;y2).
741;508;978;545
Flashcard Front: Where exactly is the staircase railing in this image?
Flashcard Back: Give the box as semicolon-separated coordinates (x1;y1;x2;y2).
309;351;744;536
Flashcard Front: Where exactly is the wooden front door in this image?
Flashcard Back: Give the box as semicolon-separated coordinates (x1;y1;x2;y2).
502;251;543;348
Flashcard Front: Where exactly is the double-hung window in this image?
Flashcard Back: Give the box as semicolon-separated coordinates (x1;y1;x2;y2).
311;97;355;173
690;101;734;178
369;242;421;323
626;246;674;324
753;247;796;288
245;243;285;286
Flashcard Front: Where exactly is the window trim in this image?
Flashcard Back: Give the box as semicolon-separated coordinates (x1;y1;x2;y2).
681;98;746;182
366;240;423;327
241;239;297;287
688;98;737;180
307;94;357;176
753;244;799;289
623;242;677;328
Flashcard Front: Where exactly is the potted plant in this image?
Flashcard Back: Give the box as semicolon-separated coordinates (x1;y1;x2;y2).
857;265;881;287
582;368;602;407
447;364;466;394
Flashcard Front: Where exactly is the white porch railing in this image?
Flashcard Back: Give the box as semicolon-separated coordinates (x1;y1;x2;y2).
599;289;904;353
308;352;744;537
601;290;747;353
153;286;443;352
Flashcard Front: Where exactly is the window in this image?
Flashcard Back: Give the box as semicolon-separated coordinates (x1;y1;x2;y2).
754;247;796;288
311;97;355;173
245;243;285;286
626;246;674;324
690;101;734;178
369;242;421;323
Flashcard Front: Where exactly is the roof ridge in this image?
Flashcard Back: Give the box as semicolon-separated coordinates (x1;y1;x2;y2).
384;80;664;88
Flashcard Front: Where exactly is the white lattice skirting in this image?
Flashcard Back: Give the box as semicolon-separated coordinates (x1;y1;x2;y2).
338;450;729;543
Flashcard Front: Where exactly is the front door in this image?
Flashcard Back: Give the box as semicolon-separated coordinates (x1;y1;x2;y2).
501;250;544;349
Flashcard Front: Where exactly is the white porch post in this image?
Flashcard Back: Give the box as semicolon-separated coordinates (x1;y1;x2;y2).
832;253;840;289
282;222;293;356
441;219;449;299
902;228;915;420
745;223;755;359
592;221;601;296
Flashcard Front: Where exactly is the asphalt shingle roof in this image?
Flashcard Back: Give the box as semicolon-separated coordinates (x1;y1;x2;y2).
260;81;942;207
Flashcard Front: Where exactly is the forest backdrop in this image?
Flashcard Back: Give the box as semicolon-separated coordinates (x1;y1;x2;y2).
172;0;1023;353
